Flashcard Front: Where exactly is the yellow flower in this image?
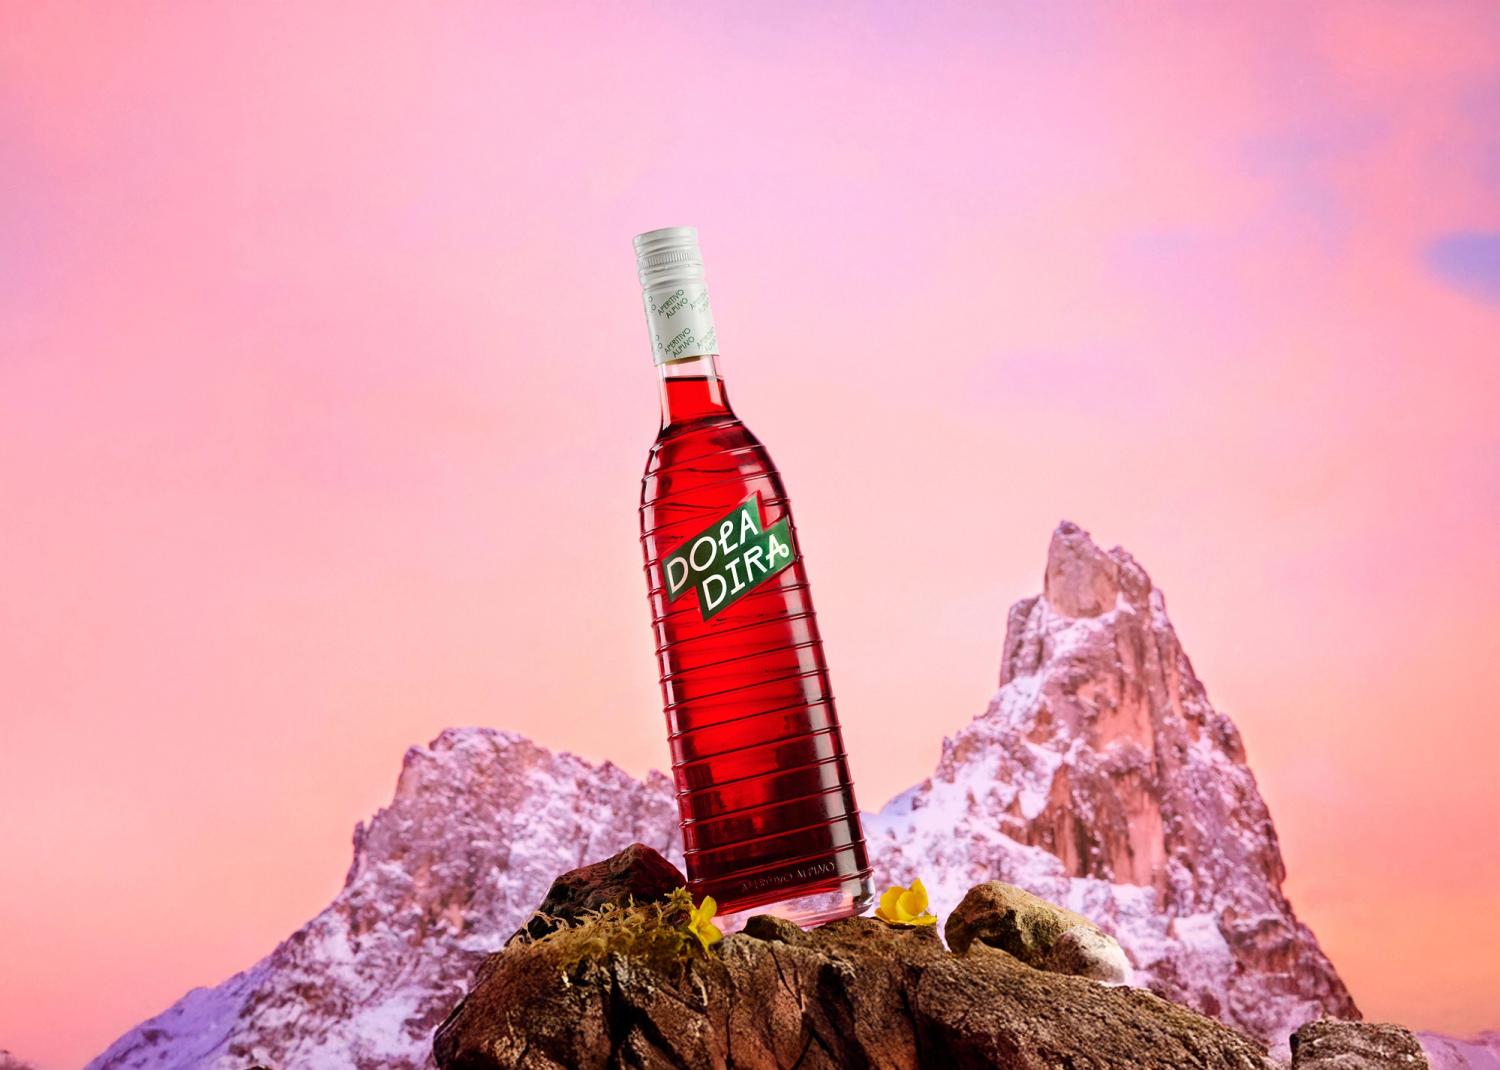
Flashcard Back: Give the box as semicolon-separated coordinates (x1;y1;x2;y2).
875;878;938;927
687;894;723;951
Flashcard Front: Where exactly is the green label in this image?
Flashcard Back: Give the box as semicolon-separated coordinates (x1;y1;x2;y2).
662;492;797;621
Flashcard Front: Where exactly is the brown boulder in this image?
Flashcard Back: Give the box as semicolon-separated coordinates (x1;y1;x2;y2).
946;880;1096;957
506;841;685;944
1290;1019;1430;1069
946;880;1130;984
1039;922;1132;983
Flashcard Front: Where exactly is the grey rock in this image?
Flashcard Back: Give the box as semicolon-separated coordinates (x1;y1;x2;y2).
1291;1019;1430;1069
947;880;1129;983
1042;923;1132;984
740;913;809;945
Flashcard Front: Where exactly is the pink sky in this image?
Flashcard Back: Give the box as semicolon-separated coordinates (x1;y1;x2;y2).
2;5;1499;1068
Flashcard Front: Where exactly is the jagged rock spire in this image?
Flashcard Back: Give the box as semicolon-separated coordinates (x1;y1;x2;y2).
872;521;1357;1053
1044;520;1125;618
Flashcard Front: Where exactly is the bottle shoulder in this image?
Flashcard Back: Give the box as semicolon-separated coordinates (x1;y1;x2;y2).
644;416;773;475
640;417;788;516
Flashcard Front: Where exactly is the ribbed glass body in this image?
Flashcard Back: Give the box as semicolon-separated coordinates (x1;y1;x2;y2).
639;355;873;925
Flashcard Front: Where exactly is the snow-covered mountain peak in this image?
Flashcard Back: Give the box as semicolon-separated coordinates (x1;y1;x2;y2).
868;521;1356;1052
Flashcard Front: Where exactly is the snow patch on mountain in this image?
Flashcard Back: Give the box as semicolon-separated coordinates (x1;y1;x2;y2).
1423;1032;1500;1070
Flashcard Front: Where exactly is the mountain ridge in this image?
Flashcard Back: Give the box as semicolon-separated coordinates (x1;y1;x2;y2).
84;522;1485;1069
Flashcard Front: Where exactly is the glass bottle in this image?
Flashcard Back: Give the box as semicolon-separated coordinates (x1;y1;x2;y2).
634;226;874;927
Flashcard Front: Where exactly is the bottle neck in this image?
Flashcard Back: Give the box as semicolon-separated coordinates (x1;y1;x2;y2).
634;228;725;428
658;354;732;429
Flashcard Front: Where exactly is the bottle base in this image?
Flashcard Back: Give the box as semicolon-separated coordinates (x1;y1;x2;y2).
714;873;876;933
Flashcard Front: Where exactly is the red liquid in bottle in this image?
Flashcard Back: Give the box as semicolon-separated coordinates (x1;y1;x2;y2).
640;364;874;924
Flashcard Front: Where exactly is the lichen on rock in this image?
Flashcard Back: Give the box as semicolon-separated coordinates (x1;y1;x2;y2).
521;887;715;978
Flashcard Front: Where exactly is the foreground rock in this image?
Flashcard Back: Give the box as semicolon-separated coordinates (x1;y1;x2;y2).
946;880;1130;984
508;841;686;944
1291;1019;1429;1068
435;858;1278;1070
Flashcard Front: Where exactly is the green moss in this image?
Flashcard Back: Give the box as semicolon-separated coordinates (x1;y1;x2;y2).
516;887;711;978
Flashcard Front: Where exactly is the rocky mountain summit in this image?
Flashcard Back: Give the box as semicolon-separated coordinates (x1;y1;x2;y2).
867;521;1355;1050
87;523;1478;1068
